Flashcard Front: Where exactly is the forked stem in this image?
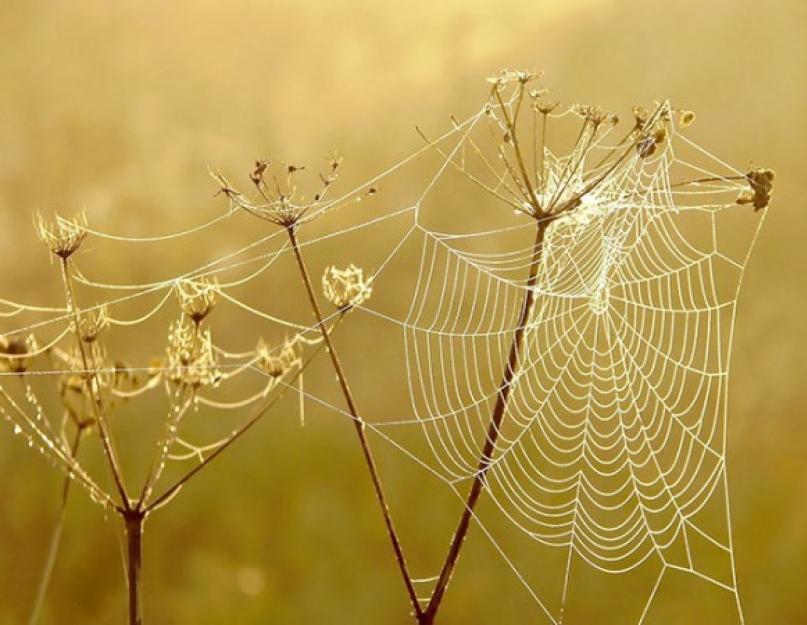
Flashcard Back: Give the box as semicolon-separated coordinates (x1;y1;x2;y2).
59;257;129;508
422;220;548;624
286;224;423;620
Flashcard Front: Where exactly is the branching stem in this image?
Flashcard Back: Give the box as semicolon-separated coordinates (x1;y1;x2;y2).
287;224;423;620
421;220;547;624
59;257;129;508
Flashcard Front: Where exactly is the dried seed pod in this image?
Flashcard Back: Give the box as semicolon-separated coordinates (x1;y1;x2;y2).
0;334;37;373
176;278;218;325
256;337;300;378
76;305;110;343
679;110;696;127
737;168;775;210
322;264;373;310
34;211;88;259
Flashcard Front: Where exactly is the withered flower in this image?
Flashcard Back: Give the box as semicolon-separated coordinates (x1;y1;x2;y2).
166;320;221;389
679;110;696;128
256;337;300;378
0;334;37;373
176;278;218;325
737;168;775;211
34;211;89;259
486;69;539;87
76;304;110;343
322;264;373;310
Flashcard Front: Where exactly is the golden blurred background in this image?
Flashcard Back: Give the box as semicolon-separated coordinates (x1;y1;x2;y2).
0;1;805;624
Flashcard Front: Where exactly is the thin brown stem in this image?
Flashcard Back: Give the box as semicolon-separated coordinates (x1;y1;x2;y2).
59;258;129;507
495;87;539;210
28;427;84;625
287;225;423;620
123;510;145;625
422;220;548;624
669;174;745;188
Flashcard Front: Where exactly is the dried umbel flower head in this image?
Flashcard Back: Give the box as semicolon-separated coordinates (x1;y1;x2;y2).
322;264;373;310
59;372;88;398
486;69;539;87
34;211;88;259
166;319;221;388
75;304;110;343
678;110;696;128
737;168;775;211
0;334;37;373
572;104;617;128
176;278;218;325
256;337;300;378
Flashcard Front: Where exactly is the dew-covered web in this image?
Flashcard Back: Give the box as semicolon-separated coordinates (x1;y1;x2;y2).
0;82;767;624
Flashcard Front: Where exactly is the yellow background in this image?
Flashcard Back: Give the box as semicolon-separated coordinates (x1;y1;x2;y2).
0;1;804;624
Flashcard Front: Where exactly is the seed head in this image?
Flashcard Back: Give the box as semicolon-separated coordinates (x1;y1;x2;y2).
535;99;559;115
737;168;775;211
75;305;110;343
573;104;612;127
256;337;300;378
486;69;539;88
678;110;696;128
0;334;37;373
166;319;221;388
176;278;218;325
322;264;373;311
34;211;88;259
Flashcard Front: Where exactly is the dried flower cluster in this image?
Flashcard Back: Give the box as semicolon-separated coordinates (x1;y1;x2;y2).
176;278;219;325
0;334;37;373
165;319;221;388
738;168;776;210
322;264;373;310
75;305;110;343
256;337;300;378
34;211;88;259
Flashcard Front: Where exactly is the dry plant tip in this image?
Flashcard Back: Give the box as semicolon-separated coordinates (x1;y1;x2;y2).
34;210;89;259
0;334;38;373
322;264;373;311
176;278;219;325
256;337;300;378
737;168;775;210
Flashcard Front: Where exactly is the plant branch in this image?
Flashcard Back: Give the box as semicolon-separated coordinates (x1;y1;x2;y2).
287;224;423;620
59;258;129;507
422;219;548;624
28;426;84;625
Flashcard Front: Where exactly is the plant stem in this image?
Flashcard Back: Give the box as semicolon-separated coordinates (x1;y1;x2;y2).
28;428;83;625
59;258;129;507
422;220;548;624
124;511;145;625
286;225;423;620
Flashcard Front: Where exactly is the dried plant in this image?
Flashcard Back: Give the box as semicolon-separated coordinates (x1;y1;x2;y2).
1;70;774;625
1;212;342;625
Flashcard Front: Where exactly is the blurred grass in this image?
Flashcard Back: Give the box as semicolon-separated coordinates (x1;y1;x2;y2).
0;0;805;623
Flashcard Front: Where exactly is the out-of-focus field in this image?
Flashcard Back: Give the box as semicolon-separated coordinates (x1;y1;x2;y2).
0;1;804;624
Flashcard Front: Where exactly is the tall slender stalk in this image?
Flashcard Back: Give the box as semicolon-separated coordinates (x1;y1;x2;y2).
286;224;423;620
421;220;547;624
28;428;84;625
124;511;145;625
59;257;129;507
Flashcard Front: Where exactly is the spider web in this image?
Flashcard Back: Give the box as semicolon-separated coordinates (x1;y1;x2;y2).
0;94;765;624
